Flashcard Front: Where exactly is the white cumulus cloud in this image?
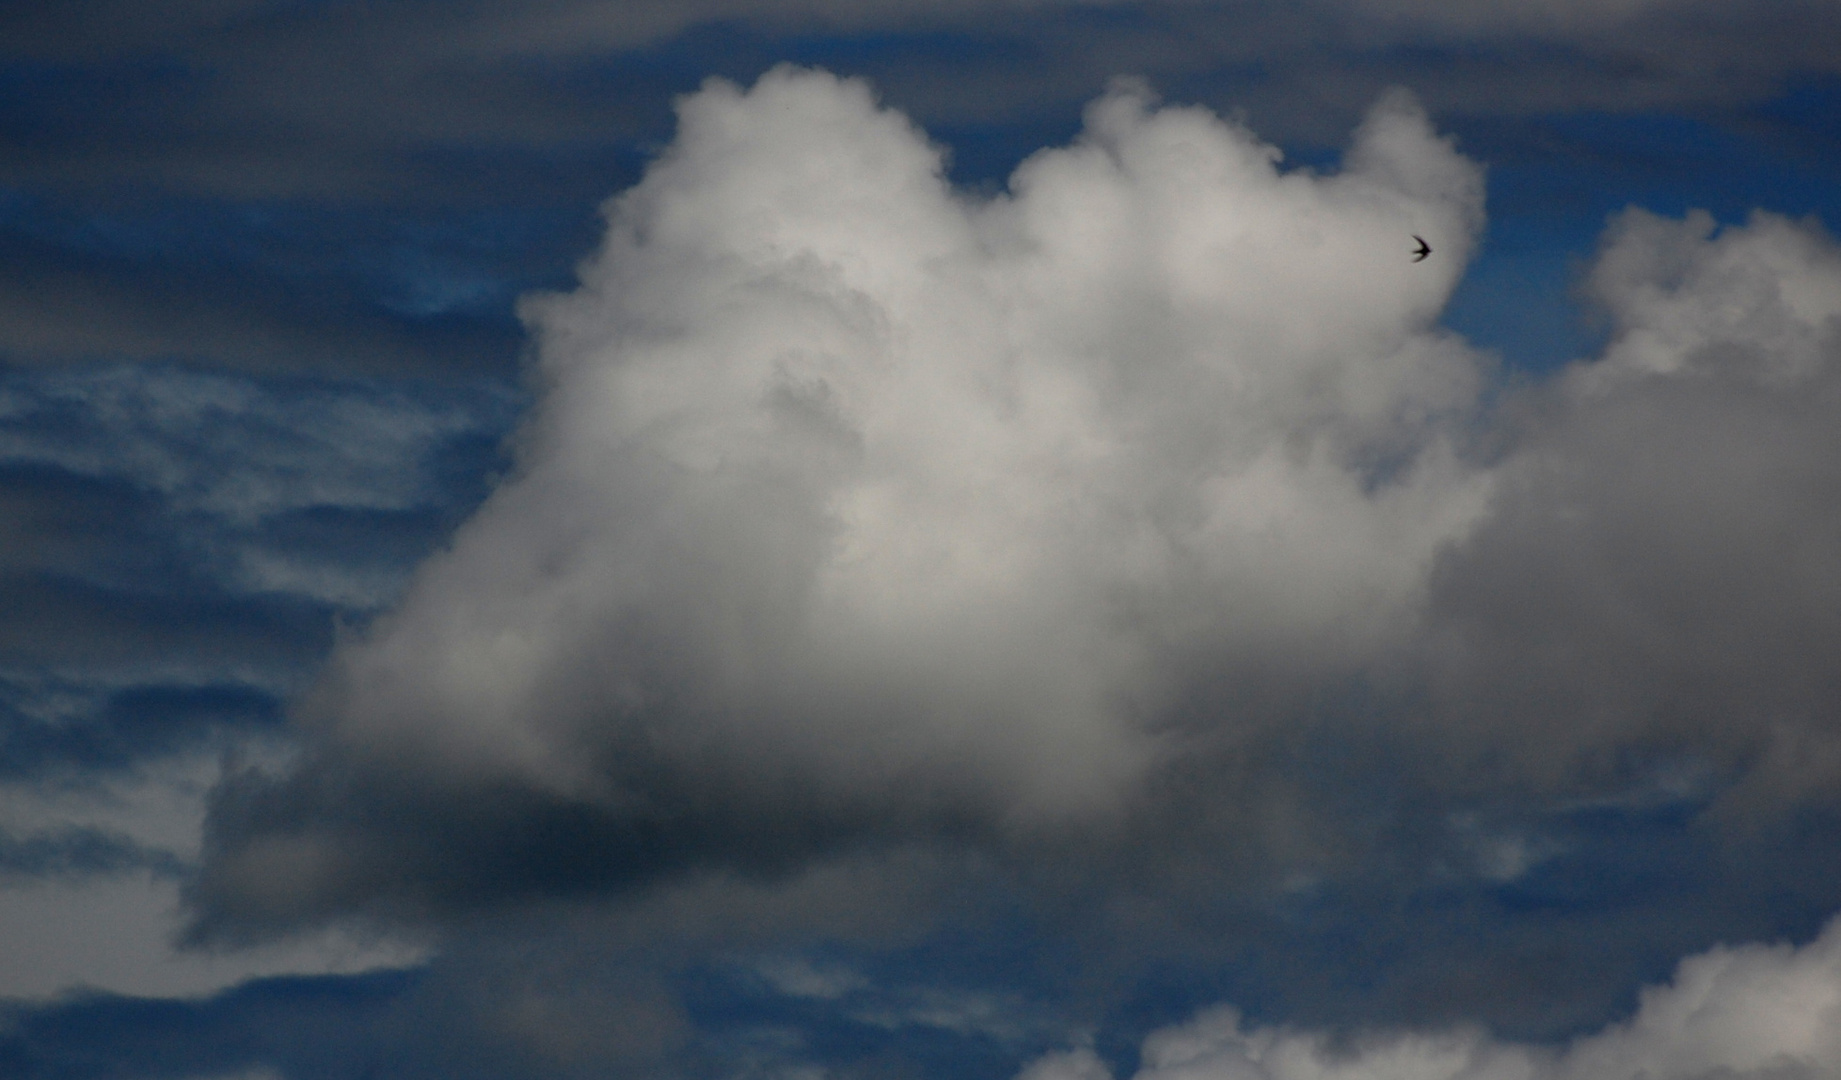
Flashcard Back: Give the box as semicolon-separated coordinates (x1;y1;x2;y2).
190;66;1841;961
272;65;1486;845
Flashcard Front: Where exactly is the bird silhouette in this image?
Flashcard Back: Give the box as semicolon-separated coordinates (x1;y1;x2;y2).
1411;235;1432;262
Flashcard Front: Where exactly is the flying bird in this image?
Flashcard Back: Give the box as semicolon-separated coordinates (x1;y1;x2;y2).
1411;235;1432;262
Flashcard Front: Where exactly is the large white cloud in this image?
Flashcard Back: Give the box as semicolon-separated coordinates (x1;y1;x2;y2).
190;65;1841;957
316;67;1483;811
1019;915;1841;1080
189;65;1491;929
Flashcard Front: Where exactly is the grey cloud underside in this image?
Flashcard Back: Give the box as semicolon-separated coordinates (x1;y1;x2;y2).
30;839;1841;1077
190;756;988;939
184;66;1841;1024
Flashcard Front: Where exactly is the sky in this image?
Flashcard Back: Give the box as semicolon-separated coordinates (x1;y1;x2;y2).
3;2;1841;1077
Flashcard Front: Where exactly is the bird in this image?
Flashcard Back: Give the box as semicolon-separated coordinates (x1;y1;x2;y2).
1411;235;1432;262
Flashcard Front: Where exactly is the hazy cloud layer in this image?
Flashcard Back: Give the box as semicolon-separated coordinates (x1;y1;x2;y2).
0;192;554;378
12;881;1841;1076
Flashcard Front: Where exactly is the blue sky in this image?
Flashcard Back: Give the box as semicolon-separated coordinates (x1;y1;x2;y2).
4;3;1841;1078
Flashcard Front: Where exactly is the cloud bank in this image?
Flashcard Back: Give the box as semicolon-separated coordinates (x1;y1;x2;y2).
1417;203;1841;804
1021;913;1841;1080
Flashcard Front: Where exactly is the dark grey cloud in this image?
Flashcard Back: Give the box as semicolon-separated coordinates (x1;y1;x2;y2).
0;254;521;379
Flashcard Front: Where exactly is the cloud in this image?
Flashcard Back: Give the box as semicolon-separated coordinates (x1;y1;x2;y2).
1586;207;1841;384
186;65;1491;937
1416;205;1841;804
20;904;1841;1080
183;66;1841;963
1019;913;1841;1080
166;65;1841;1060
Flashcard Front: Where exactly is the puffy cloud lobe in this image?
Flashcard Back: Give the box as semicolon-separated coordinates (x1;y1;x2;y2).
1018;915;1841;1080
1586;207;1841;386
189;66;1489;932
